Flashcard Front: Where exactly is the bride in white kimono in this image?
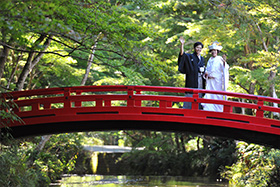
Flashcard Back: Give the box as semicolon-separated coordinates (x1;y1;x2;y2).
202;42;229;112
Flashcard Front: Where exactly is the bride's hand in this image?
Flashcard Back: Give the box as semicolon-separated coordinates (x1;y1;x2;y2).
204;72;208;79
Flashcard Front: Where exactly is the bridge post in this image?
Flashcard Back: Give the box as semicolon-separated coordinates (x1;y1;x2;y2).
63;89;71;109
75;90;82;107
192;90;199;110
256;98;264;118
127;87;134;107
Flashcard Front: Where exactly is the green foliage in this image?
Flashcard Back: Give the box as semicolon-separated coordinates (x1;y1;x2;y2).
121;133;236;178
0;133;84;186
0;0;161;90
38;53;82;87
32;133;83;183
222;142;280;186
122;148;204;176
169;0;280;96
0;89;23;128
0;145;39;187
0;90;35;186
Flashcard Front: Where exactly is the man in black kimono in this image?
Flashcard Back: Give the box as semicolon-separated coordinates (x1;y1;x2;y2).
178;37;206;109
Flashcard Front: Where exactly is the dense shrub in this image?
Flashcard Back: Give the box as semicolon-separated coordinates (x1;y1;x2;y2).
0;145;39;187
0;133;84;186
222;142;280;186
121;137;237;178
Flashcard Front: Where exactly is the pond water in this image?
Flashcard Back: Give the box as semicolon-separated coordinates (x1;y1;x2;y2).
50;175;228;187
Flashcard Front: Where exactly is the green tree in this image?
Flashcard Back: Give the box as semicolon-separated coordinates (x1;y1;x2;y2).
0;0;157;90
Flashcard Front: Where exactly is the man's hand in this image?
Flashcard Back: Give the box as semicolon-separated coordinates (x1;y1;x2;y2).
179;36;185;55
179;36;185;45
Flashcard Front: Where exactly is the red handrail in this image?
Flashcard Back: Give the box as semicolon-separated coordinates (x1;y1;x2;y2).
2;85;280;114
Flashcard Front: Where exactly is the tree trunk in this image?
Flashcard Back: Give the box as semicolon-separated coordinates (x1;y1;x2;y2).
197;136;200;150
31;73;44;90
268;70;279;117
276;36;280;51
0;46;10;80
145;131;151;138
202;135;211;149
7;52;22;89
16;35;52;90
23;35;53;167
248;81;256;95
180;135;186;152
241;98;245;115
247;81;256;115
27;135;52;167
16;51;34;90
80;32;102;86
256;23;268;52
175;133;180;151
36;135;52;151
244;43;251;55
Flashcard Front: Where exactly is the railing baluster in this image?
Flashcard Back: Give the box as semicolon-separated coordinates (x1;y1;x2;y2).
160;100;167;108
96;98;103;107
44;102;51;110
167;101;172;108
223;105;231;113
75;91;82;107
32;103;39;112
104;100;111;107
135;90;141;107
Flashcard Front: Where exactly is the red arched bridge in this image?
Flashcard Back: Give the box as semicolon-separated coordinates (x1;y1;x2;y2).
1;85;280;148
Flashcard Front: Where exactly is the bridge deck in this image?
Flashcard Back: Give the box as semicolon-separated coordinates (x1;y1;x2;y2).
1;85;280;148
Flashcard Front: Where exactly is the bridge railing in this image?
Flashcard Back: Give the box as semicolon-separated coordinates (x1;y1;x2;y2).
2;85;279;119
2;85;280;147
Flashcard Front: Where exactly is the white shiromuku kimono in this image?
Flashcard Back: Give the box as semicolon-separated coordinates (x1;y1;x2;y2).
202;56;229;112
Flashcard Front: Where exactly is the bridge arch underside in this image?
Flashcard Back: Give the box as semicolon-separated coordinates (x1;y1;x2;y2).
5;116;280;149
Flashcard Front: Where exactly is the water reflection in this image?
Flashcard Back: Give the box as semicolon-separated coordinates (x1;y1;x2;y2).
51;175;228;187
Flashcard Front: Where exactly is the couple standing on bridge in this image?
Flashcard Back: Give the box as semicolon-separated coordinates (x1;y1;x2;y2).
178;37;229;112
